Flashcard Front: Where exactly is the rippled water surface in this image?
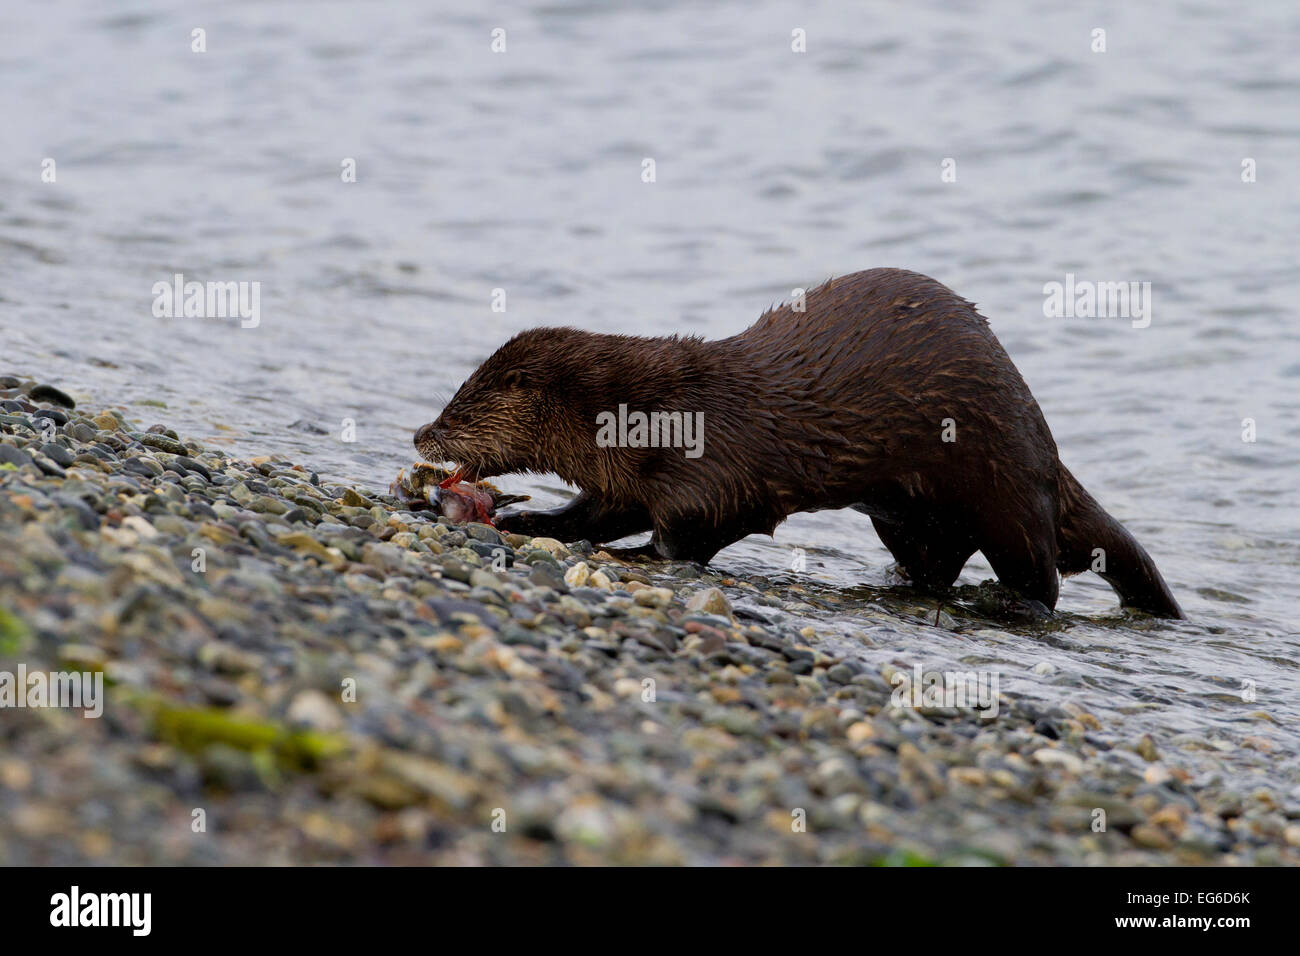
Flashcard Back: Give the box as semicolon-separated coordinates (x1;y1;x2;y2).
2;2;1297;778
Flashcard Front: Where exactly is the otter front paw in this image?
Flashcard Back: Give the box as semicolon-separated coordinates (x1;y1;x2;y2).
493;510;540;535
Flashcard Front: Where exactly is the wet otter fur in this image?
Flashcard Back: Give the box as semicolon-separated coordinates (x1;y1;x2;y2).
414;268;1183;618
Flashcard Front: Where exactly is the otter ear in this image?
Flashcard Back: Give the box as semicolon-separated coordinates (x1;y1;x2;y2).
501;368;525;390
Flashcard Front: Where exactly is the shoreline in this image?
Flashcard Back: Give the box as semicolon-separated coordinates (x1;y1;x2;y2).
1;373;1295;864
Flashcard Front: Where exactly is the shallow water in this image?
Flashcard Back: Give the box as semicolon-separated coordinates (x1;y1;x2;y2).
2;2;1297;781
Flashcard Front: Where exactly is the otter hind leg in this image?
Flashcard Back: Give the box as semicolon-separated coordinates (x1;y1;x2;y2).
867;514;975;590
974;496;1061;611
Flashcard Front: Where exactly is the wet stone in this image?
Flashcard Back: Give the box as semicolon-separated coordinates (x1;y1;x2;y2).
33;408;70;426
31;453;67;478
0;414;35;433
0;445;33;468
29;384;76;408
465;523;504;545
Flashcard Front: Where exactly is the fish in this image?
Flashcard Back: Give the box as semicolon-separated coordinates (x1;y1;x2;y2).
389;462;528;526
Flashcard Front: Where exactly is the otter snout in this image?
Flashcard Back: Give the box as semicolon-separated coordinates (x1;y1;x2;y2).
414;422;438;447
414;421;443;460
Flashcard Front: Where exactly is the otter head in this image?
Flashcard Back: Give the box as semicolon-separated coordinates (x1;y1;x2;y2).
414;327;581;482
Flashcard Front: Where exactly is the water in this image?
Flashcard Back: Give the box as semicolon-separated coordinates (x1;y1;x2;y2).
2;1;1297;782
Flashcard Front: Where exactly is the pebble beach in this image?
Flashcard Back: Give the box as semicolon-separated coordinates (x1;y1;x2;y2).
2;373;1296;866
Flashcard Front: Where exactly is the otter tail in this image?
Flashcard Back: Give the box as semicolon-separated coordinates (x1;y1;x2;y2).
1056;465;1184;618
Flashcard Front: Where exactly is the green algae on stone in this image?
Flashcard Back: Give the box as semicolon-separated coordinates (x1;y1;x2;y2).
872;848;939;867
145;697;349;771
0;606;31;655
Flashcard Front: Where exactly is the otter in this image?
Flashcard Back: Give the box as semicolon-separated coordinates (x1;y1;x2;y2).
414;269;1183;618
